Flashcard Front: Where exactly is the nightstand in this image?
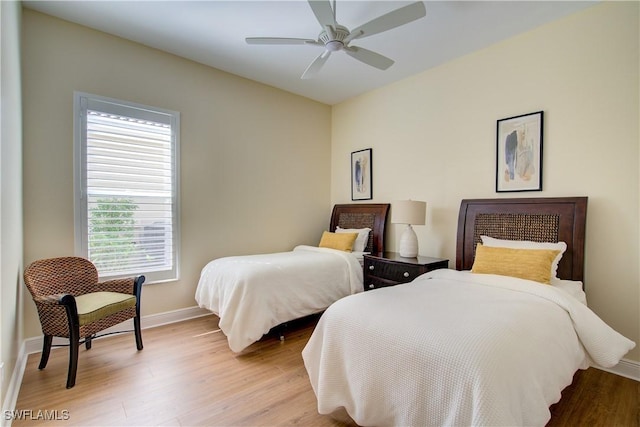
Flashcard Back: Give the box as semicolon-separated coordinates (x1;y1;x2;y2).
363;252;449;291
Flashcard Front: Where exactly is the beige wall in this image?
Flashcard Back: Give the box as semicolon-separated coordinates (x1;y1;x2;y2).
331;2;639;362
21;10;332;337
1;0;24;404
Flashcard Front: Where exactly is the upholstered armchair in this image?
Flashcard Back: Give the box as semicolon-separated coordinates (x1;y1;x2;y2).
23;257;144;388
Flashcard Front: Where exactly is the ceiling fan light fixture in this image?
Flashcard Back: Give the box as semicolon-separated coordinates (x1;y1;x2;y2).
325;40;343;52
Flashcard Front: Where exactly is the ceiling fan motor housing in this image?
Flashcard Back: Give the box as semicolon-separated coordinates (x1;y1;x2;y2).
319;25;350;51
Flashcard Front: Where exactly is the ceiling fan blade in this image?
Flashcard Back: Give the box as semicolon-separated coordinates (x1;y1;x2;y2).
345;1;426;43
308;0;336;29
301;50;331;79
246;37;321;46
344;46;394;70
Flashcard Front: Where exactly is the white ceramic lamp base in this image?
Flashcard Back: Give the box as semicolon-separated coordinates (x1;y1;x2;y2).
398;224;419;258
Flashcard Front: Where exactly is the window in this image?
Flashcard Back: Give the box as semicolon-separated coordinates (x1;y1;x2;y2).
74;92;180;283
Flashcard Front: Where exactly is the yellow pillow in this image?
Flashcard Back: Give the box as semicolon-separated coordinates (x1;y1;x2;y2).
318;231;358;252
471;244;561;285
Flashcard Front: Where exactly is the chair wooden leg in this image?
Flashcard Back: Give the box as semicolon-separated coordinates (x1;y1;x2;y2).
85;335;93;350
67;336;79;389
60;294;80;389
39;335;53;370
133;275;144;351
134;316;143;350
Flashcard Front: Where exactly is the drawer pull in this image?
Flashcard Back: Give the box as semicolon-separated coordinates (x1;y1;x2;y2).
368;284;374;289
369;265;375;270
403;272;410;278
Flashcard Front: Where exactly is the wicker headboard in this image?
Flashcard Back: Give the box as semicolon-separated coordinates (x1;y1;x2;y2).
330;204;390;254
456;197;587;281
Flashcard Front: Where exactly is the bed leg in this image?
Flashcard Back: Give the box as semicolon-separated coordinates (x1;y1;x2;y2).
276;323;287;342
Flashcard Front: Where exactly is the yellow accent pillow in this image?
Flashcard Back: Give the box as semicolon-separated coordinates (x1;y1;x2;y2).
471;244;561;285
318;231;358;252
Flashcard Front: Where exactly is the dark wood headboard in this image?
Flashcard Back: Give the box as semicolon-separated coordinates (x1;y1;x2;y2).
456;197;587;281
330;204;390;254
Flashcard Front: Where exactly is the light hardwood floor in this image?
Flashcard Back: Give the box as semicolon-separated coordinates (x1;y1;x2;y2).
13;315;639;426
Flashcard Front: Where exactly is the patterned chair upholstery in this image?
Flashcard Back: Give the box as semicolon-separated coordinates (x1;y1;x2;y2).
24;257;144;388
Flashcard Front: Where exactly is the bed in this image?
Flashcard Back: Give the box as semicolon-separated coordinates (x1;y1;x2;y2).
195;203;389;353
302;197;636;426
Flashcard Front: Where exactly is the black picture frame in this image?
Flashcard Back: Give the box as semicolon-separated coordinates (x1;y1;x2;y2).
351;148;372;201
496;111;543;192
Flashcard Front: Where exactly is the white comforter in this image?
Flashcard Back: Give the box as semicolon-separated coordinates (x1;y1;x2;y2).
195;245;363;353
302;269;635;427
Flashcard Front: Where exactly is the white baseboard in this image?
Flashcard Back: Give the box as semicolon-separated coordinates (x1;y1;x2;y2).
595;358;640;381
2;305;212;426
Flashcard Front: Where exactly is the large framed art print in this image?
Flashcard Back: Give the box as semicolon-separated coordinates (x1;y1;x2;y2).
496;111;543;192
351;148;372;201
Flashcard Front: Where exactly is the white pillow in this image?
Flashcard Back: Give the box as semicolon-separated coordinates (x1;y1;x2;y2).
552;279;587;305
336;226;371;252
480;236;567;281
350;251;369;263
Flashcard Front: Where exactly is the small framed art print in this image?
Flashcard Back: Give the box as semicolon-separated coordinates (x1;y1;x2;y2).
351;148;372;201
496;111;543;192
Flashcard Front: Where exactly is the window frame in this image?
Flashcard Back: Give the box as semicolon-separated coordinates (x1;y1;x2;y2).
73;91;181;283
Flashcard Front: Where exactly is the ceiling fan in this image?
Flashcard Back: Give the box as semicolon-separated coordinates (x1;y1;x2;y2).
246;1;427;79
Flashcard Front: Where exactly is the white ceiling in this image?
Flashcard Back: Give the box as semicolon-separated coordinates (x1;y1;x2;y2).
23;0;597;105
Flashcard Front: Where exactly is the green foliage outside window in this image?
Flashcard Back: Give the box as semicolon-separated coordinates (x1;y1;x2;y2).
89;197;138;271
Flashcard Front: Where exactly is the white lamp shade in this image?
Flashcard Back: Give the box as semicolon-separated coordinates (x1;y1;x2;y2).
392;200;426;225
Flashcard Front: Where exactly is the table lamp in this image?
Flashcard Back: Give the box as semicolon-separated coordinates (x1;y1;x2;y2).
392;200;426;258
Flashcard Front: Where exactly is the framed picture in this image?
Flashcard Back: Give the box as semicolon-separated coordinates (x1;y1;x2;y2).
351;148;372;200
496;111;543;192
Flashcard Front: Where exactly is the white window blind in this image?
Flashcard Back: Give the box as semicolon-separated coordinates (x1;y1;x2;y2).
74;93;180;283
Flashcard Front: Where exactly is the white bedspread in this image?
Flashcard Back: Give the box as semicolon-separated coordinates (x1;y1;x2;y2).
195;245;363;353
302;269;635;427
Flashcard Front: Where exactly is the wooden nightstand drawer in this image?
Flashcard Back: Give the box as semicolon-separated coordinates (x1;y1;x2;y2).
364;275;397;291
365;260;424;282
363;252;449;291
